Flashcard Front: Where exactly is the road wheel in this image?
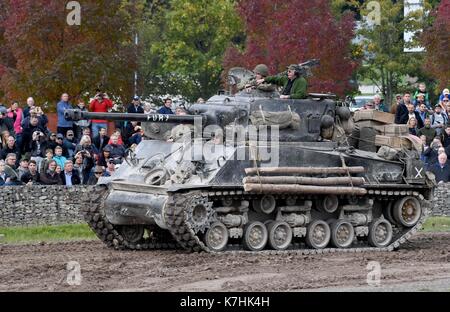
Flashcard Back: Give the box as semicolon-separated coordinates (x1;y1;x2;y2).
243;221;268;251
330;220;354;248
306;220;331;249
393;197;422;227
368;219;393;248
267;221;292;251
204;222;228;252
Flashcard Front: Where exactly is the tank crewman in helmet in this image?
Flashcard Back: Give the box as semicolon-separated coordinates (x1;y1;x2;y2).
238;64;277;92
257;64;307;99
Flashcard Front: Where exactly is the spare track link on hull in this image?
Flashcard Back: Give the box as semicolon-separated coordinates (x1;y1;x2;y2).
83;185;180;251
164;189;431;254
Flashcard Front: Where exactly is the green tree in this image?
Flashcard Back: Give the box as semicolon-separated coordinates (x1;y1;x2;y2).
357;1;435;106
145;0;242;102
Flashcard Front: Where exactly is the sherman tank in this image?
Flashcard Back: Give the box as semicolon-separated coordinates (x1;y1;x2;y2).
65;68;434;254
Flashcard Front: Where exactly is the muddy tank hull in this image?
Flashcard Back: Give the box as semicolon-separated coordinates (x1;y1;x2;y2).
85;142;432;253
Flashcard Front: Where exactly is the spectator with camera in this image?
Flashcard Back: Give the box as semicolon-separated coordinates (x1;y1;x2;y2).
423;138;443;170
21;160;40;185
29;130;49;169
39;160;61;185
57;93;74;136
21;106;48;130
89;91;113;137
21;116;47;154
74;135;98;160
105;134;126;164
73;151;95;184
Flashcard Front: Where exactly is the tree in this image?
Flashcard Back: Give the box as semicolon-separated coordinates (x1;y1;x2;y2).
421;0;450;91
146;0;242;102
0;0;144;109
341;0;436;106
223;0;358;97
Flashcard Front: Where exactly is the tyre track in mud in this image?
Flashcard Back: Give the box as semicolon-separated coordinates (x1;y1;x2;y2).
0;232;449;292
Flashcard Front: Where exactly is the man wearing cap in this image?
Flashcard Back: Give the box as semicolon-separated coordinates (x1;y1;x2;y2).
257;65;307;99
439;88;450;103
127;96;144;114
87;165;106;185
431;104;448;136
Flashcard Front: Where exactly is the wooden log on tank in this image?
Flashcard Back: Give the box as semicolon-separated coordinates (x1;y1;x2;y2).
243;183;368;195
244;166;366;175
242;176;365;186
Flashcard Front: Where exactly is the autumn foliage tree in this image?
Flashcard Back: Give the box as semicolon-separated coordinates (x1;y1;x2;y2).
421;0;450;91
0;0;143;109
223;0;358;97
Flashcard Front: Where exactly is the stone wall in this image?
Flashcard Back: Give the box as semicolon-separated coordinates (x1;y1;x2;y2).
432;183;450;216
0;186;88;227
0;184;449;227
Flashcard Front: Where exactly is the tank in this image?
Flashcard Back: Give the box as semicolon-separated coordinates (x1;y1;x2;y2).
65;79;434;254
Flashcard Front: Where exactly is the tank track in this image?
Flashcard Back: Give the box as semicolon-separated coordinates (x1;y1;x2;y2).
164;189;431;254
82;185;179;251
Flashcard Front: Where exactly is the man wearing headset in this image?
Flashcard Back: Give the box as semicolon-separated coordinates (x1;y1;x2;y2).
256;64;308;99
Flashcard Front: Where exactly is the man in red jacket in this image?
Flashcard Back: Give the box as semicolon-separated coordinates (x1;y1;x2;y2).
89;92;113;138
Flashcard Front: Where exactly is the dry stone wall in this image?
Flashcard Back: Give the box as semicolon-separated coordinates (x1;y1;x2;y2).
0;184;449;227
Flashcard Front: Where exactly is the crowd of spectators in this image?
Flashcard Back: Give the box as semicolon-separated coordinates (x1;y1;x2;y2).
362;84;450;183
0;91;159;187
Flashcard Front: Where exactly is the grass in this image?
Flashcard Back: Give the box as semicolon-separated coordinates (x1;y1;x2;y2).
0;223;96;244
0;217;448;244
421;217;450;233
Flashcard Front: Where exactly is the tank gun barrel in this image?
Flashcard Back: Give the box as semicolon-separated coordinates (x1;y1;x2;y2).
64;109;205;124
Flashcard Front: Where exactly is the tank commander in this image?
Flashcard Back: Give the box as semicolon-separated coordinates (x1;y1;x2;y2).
238;64;276;92
257;64;307;99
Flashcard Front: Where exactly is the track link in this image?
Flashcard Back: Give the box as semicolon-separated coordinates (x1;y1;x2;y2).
163;189;431;254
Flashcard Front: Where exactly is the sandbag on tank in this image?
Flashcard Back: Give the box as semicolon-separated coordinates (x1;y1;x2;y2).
250;110;300;129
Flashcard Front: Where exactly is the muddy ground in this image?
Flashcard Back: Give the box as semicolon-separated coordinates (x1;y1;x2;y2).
0;232;449;292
